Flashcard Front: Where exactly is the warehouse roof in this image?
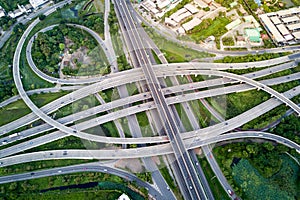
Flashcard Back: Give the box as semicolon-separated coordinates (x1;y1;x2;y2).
182;17;202;31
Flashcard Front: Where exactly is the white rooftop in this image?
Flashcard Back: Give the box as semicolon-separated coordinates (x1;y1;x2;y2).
184;4;199;14
276;24;290;35
282;15;300;23
29;0;49;9
270;16;281;25
182;17;202;31
260;14;285;43
292;31;300;39
287;23;300;30
194;0;208;8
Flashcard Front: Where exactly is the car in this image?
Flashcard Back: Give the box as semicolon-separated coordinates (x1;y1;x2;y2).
30;172;35;176
0;162;3;165
167;186;170;191
227;189;233;196
63;151;67;155
50;153;53;155
58;170;62;173
103;169;107;172
195;162;199;166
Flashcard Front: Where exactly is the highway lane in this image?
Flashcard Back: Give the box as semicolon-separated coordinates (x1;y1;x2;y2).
116;1;209;199
0;86;83;108
0;131;299;166
1;72;298;147
1;59;296;135
1;66;298;146
0;85;299;162
0;162;164;199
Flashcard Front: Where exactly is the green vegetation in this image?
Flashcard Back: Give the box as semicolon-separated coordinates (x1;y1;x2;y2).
222;37;235;46
0;92;68;126
17;189;122;200
291;0;300;5
0;23;27;100
0;16;16;31
0;160;92;176
214;141;300;199
174;103;193;131
143;25;213;63
163;0;192;18
32;24;109;77
271;115;300;145
0;171;146;200
214;52;288;63
187;15;230;48
214;0;235;7
136;172;152;184
198;157;231;200
232;157;298;199
136;112;153;137
159;166;183;199
0;0;29;11
224;89;269;119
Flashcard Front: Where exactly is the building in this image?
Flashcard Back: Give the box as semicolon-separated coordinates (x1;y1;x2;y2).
118;193;130;200
170;7;192;23
245;28;261;42
29;0;49;9
0;6;5;18
230;1;238;8
8;5;27;18
243;15;260;28
165;17;178;26
194;0;208;8
184;4;198;14
259;7;300;45
225;18;241;30
182;17;202;32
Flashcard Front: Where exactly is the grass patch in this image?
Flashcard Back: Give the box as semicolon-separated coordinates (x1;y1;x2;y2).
143;25;213;63
0;160;92;176
198;157;231;200
0;92;69;126
188;16;230;48
174;103;193;131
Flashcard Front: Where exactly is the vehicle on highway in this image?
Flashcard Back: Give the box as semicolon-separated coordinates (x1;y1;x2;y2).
227;189;234;196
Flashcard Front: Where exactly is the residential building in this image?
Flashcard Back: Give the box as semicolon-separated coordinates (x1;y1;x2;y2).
29;0;49;9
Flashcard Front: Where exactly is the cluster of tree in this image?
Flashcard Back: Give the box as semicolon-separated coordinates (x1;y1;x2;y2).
117;55;131;71
0;16;16;31
272;115;300;144
215;53;286;63
214;141;296;197
232;158;296;199
291;0;300;6
0;0;29;11
222;37;235;46
81;14;104;36
136;172;153;184
214;0;235;8
31;26;64;77
0;23;26;100
108;3;118;35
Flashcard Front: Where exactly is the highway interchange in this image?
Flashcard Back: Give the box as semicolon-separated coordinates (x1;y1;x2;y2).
0;0;299;199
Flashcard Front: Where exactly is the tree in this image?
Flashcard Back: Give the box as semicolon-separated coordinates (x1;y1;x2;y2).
59;43;65;51
39;14;46;20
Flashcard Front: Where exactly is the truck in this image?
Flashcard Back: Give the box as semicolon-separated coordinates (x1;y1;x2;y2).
8;133;19;138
